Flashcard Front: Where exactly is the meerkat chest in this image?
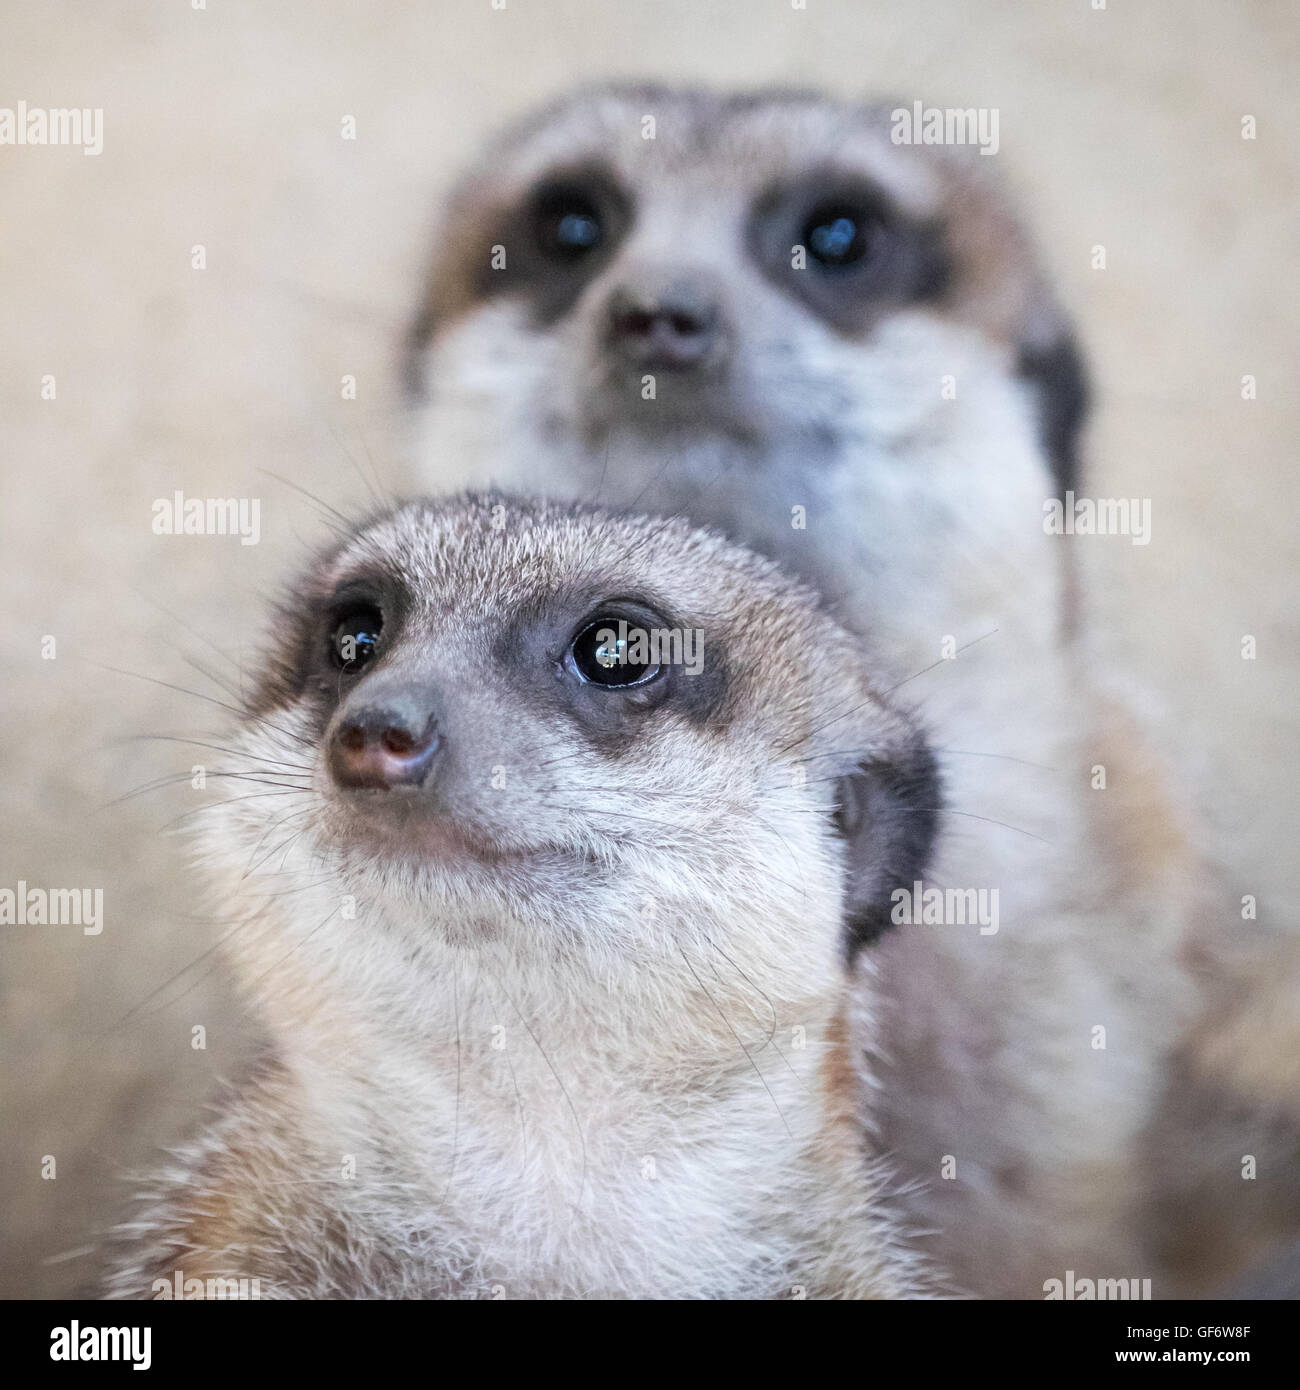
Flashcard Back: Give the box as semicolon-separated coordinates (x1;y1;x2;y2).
351;1046;826;1298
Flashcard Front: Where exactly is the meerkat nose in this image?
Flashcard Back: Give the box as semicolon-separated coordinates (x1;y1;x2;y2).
327;694;444;792
606;277;722;371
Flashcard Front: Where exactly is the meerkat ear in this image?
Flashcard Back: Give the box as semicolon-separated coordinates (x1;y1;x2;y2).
1017;305;1090;499
833;739;941;957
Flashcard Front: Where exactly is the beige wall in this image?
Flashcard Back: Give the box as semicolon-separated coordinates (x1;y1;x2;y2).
1;0;1295;1295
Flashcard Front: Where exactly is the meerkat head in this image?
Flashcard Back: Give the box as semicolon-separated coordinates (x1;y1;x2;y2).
408;85;1086;502
218;494;937;1005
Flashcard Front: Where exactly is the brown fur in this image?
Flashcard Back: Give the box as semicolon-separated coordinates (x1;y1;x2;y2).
101;495;942;1300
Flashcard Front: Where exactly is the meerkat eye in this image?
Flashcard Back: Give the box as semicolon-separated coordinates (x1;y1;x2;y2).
330;606;384;672
532;184;604;261
803;202;878;268
569;617;662;688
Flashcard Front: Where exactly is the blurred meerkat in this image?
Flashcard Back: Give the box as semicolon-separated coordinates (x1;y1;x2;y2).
103;494;942;1299
402;86;1278;1295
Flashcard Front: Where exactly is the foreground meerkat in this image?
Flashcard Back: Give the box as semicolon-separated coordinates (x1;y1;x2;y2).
404;87;1288;1295
104;494;942;1299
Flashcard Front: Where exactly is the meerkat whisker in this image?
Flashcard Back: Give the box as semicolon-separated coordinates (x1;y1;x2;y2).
102;494;939;1298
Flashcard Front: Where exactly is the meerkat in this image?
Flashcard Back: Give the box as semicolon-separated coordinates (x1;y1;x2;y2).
103;493;944;1299
402;86;1289;1296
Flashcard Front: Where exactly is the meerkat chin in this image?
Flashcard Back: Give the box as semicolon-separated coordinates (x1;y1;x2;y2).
402;86;1259;1297
102;493;944;1300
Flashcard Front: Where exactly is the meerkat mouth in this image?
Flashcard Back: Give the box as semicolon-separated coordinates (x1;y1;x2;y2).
331;798;605;881
579;393;766;455
334;799;512;866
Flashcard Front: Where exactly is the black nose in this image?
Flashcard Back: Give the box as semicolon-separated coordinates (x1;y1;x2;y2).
328;698;443;791
607;282;720;371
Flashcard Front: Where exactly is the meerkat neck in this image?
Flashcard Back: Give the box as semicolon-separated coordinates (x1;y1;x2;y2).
230;889;850;1146
228;901;864;1298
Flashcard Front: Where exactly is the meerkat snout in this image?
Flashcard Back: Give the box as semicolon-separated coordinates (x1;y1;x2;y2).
605;273;725;372
325;604;447;792
327;686;444;792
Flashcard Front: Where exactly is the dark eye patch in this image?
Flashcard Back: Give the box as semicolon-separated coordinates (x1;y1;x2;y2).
475;165;632;326
245;567;412;729
532;183;606;261
748;171;950;333
490;589;731;755
312;578;405;696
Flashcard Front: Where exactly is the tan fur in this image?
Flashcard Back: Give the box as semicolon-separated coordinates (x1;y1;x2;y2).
102;496;937;1300
1186;939;1300;1118
403;86;1294;1297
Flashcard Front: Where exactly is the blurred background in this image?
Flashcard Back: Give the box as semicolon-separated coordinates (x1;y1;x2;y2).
1;0;1296;1296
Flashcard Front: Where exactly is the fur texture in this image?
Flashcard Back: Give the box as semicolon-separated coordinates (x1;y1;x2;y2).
403;86;1284;1296
102;495;941;1299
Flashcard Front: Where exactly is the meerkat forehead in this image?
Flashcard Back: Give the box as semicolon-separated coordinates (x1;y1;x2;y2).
331;492;807;629
479;87;945;208
248;492;886;757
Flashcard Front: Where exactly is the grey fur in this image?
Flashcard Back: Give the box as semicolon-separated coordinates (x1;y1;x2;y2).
102;495;942;1299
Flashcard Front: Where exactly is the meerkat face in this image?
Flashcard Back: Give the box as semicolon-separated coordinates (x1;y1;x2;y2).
410;86;1085;497
224;495;936;977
